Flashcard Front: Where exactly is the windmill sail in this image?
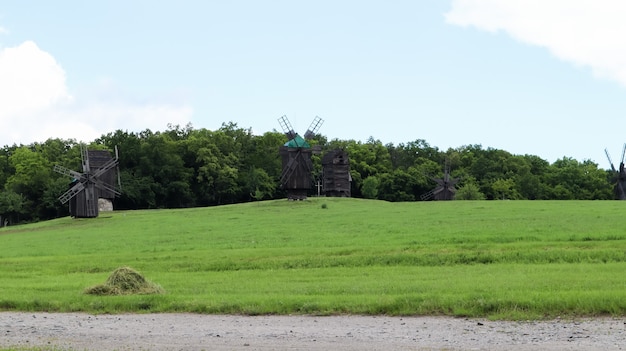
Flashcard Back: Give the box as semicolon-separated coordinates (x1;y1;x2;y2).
278;115;297;141
304;116;324;140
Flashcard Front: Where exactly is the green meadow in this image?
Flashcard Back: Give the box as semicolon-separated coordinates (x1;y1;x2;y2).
1;198;626;320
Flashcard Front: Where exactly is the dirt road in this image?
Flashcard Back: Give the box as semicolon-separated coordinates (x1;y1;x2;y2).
1;312;625;350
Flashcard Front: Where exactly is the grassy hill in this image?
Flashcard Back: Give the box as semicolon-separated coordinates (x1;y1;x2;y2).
1;198;625;319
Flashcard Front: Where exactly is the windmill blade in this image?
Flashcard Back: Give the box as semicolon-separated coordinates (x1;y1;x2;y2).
279;152;300;185
605;148;617;172
420;189;435;200
278;115;297;140
432;186;444;195
91;157;119;179
446;185;458;192
58;181;85;204
621;143;626;165
431;177;445;186
116;165;122;192
90;156;121;198
93;178;121;196
296;150;313;173
81;144;90;173
115;145;122;191
53;164;85;181
83;183;98;218
304;116;324;140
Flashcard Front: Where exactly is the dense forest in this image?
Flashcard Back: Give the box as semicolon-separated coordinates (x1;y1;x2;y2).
0;122;616;225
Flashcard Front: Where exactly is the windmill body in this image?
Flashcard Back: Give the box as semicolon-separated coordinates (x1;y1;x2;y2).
279;145;314;200
421;161;459;201
321;149;351;197
605;144;626;200
430;173;459;200
278;115;323;200
54;146;121;218
618;163;626;200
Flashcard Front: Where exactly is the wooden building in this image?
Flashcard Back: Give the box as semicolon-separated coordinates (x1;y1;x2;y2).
322;149;351;197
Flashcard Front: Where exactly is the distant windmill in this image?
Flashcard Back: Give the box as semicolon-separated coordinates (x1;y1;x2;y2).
54;146;121;218
278;115;323;200
321;149;351;197
604;144;626;200
420;159;459;201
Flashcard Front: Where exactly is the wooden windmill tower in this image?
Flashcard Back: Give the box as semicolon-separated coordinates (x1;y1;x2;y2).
321;149;351;197
54;146;121;218
420;159;459;201
278;115;323;200
604;144;626;200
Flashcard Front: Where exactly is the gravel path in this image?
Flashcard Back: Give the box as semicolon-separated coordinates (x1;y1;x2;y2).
1;312;625;350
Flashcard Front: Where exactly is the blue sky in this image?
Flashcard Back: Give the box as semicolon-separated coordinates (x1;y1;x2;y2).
1;1;626;166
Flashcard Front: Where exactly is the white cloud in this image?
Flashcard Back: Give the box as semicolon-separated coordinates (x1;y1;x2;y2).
0;41;72;115
445;0;626;86
0;41;193;146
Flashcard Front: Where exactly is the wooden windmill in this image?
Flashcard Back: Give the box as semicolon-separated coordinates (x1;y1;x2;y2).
321;149;351;197
54;146;121;218
278;115;323;200
420;159;459;201
604;144;626;200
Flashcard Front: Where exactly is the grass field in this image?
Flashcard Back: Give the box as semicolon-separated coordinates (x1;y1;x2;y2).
1;198;625;320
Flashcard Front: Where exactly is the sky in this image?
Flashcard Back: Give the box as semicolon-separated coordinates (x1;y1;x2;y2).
1;0;626;166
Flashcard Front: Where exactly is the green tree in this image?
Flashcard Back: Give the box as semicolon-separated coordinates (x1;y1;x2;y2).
492;178;517;200
546;158;611;200
514;155;550;200
0;190;29;225
248;131;285;183
343;138;392;197
192;137;240;205
5;147;53;221
388;139;440;170
40;177;71;218
456;178;485;200
246;167;276;200
361;176;380;199
378;169;416;202
97;130;143;171
138;132;194;208
469;147;514;199
5;147;51;194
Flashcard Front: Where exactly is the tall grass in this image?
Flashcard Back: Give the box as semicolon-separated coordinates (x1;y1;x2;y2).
1;199;625;319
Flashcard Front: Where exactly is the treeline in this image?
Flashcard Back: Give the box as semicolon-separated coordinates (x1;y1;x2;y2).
0;122;615;225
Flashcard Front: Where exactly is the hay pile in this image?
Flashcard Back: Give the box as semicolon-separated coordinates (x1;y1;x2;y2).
85;266;164;296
